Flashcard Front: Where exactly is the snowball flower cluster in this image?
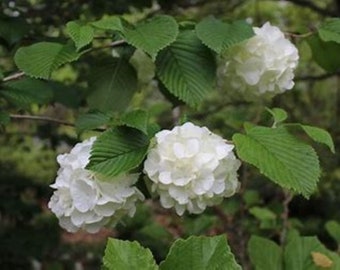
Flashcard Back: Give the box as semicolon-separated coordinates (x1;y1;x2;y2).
223;22;299;96
144;122;241;215
48;137;144;233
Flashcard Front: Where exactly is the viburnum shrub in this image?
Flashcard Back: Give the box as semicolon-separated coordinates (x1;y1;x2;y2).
1;11;339;269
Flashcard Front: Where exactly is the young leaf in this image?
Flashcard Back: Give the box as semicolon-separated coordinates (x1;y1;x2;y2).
1;78;53;108
87;58;137;112
325;220;340;244
318;18;340;43
87;126;149;177
307;35;340;72
14;42;80;79
266;107;288;125
121;110;149;134
103;238;158;270
248;236;282;270
196;17;254;54
159;235;241;270
156;30;216;107
75;111;111;133
233;126;321;197
91;16;124;32
122;15;178;59
66;21;94;51
300;125;335;153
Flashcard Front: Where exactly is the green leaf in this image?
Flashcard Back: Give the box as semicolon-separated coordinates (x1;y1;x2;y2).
159;235;241;270
87;126;149;177
233;126;320;197
325;220;340;244
156;30;216;107
49;81;82;108
1;78;53;108
66;21;94;51
0;111;10;125
248;236;282;270
91;16;124;32
196;17;254;54
14;42;80;79
284;233;340;270
0;17;30;45
122;15;179;59
318;18;340;43
121;110;149;134
307;35;340;72
103;238;158;270
266;107;288;125
249;206;277;229
87;58;137;112
300;125;335;153
75;111;111;133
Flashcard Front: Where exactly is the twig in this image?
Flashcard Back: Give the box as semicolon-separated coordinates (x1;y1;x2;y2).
10;114;75;127
2;72;25;82
280;190;294;245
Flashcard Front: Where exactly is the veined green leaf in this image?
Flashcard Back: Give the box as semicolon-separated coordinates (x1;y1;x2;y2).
121;110;149;134
75;111;111;133
196;17;254;54
1;78;53;108
248;236;282;270
14;42;80;79
266;107;288;125
103;238;157;270
91;16;124;32
87;126;149;177
66;21;94;51
156;30;216;107
122;15;179;59
233;126;320;197
159;235;241;270
300;125;335;153
87;58;137;112
318;18;340;43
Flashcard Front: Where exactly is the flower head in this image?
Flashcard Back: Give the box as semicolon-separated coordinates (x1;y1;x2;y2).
222;22;299;97
144;122;241;215
48;137;144;233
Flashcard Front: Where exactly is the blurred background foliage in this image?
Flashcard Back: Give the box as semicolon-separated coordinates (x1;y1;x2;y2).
0;0;339;269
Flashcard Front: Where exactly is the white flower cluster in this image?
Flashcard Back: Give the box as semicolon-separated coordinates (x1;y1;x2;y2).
144;122;241;215
223;22;299;96
48;137;144;233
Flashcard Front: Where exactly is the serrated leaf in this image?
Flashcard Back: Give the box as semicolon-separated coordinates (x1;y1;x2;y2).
266;107;288;125
284;233;340;270
123;15;179;59
325;220;340;244
103;238;158;270
248;236;282;270
121;110;148;134
196;17;254;54
233;126;320;197
0;111;10;125
300;125;335;153
156;30;216;107
307;35;340;72
14;42;80;79
318;18;340;43
159;235;241;270
91;16;124;32
66;21;94;51
75;111;111;133
1;78;53;108
87;126;149;177
87;58;137;112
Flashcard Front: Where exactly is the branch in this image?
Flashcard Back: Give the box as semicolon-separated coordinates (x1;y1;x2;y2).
280;190;294;245
10;114;75;127
285;0;338;17
2;72;25;82
295;71;340;81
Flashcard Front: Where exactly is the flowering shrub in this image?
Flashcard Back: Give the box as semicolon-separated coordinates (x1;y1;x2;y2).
48;137;144;233
144;122;241;215
222;22;299;97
